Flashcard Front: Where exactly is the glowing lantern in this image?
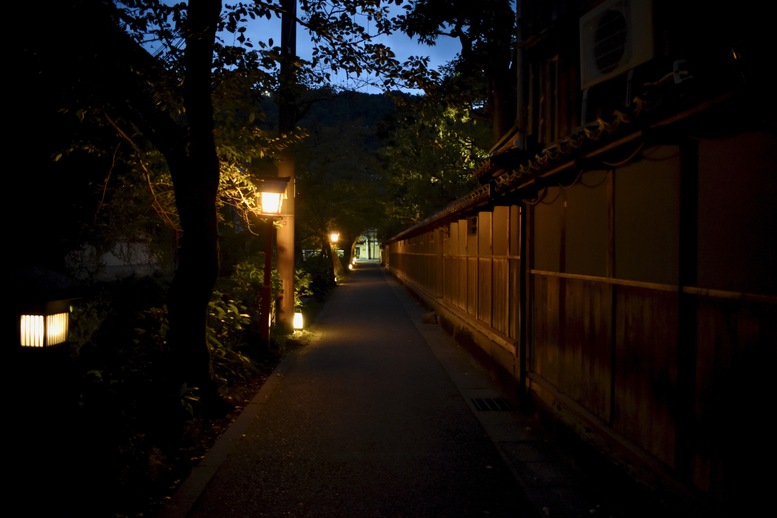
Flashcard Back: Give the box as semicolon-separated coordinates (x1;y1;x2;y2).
258;178;290;215
19;299;70;348
293;311;304;330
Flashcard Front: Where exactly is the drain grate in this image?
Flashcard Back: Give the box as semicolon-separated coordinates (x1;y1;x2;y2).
471;397;513;411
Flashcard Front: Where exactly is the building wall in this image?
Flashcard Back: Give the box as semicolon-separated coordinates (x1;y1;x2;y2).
385;132;777;514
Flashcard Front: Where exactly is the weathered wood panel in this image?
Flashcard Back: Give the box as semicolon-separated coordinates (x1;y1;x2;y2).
478;212;493;325
692;294;777;501
443;223;458;307
531;274;613;419
613;285;679;467
530;274;562;387
492;258;509;335
467;257;478;316
443;255;457;306
559;277;613;419
509;258;521;341
478;257;492;325
493;206;509;256
509;206;522;342
456;257;467;310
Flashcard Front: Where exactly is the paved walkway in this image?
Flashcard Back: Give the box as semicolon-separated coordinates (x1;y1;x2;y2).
158;262;668;518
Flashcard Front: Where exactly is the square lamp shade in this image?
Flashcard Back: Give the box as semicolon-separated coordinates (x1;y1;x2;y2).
19;299;70;348
259;177;291;215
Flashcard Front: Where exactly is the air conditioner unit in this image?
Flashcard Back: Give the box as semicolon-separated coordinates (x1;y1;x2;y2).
579;0;654;90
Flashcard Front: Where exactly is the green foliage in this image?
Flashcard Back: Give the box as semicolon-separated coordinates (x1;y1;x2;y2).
392;0;517;138
11;2;494;513
68;297;112;351
67;261;303;442
289;88;490;247
297;253;336;302
44;275;178;515
295;265;315;305
207;290;258;386
25;263;313;516
293;90;399;254
375;95;489;239
216;258;265;324
18;0;493;295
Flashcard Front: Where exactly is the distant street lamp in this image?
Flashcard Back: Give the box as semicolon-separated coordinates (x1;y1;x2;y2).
329;230;345;283
257;177;290;344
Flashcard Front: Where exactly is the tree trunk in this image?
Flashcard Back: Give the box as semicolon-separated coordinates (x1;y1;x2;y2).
166;0;223;402
276;0;298;333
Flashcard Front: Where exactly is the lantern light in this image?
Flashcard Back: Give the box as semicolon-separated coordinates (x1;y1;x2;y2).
19;299;71;348
258;177;291;215
293;311;304;330
257;177;291;344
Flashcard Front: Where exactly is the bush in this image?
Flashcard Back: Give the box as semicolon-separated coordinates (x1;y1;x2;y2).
207;288;258;387
297;253;336;301
19;265;302;516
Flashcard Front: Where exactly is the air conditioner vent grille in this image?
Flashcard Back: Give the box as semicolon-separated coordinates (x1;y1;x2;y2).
594;9;627;73
580;0;654;90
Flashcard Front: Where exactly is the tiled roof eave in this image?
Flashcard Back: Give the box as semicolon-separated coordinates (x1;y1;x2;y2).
387;184;491;242
490;92;737;197
386;92;736;244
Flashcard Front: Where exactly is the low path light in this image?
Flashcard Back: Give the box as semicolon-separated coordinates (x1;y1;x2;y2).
293;311;304;330
19;299;71;348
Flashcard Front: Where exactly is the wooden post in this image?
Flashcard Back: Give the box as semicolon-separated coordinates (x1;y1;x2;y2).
259;219;274;343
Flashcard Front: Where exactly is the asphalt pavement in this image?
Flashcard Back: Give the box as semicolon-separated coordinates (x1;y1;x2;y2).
157;261;674;518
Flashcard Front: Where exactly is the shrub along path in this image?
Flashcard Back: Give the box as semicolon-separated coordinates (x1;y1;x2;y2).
9;331;311;518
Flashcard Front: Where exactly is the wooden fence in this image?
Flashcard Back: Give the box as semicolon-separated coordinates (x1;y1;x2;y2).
385;134;777;514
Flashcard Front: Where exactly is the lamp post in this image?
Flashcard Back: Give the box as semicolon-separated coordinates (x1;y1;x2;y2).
257;178;290;344
277;0;298;335
329;230;345;283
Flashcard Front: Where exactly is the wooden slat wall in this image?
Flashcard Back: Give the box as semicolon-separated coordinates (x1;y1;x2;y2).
389;208;522;343
613;285;678;467
384;122;777;514
477;212;492;325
